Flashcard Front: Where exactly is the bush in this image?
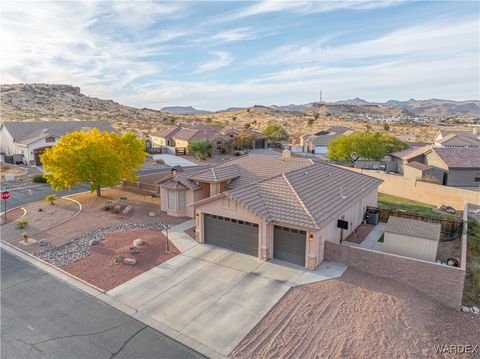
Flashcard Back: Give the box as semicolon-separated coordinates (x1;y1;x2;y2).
32;175;47;183
155;159;165;165
16;220;28;229
234;151;241;156
220;148;227;155
45;194;57;205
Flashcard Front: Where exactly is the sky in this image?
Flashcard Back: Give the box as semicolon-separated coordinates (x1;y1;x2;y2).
1;0;479;111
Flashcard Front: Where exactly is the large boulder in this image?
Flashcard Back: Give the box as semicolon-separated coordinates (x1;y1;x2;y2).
89;239;99;246
124;258;137;265
113;255;124;264
104;200;114;210
122;205;133;215
133;238;144;247
148;212;156;217
128;246;140;254
113;205;122;214
39;239;50;246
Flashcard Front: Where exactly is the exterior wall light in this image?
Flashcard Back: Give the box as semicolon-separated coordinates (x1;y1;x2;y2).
308;234;314;241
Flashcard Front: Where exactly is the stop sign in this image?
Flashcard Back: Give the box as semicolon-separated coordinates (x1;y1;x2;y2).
1;191;11;200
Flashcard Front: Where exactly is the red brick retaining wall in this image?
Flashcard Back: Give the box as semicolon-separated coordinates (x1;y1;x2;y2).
325;241;465;309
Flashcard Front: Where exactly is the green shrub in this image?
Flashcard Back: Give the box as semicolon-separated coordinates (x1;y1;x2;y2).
16;220;28;229
32;174;47;183
45;194;57;205
155;159;165;165
220;148;227;155
234;151;241;156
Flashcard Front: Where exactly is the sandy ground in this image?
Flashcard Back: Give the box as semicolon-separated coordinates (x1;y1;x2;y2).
38;189;188;248
231;269;480;359
62;229;180;291
0;163;42;188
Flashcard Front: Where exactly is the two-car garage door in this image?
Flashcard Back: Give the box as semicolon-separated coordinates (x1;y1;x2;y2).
203;214;307;266
204;214;258;256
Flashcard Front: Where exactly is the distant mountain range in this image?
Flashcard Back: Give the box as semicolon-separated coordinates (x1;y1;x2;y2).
1;84;478;122
161;97;480;117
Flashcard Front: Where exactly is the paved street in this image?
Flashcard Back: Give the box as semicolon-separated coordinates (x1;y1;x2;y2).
0;168;170;212
0;250;205;359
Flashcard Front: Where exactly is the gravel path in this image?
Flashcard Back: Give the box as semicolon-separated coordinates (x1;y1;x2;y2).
37;223;168;266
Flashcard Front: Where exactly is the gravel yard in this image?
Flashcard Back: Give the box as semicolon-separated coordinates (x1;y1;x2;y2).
35;189;188;249
232;269;480;359
62;229;179;291
1;198;80;253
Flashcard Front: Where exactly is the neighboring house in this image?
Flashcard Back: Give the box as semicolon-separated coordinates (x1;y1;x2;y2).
390;145;433;174
424;147;480;187
403;161;444;184
433;128;480;148
157;152;381;269
384;217;441;262
292;126;354;154
150;126;267;154
0;120;114;166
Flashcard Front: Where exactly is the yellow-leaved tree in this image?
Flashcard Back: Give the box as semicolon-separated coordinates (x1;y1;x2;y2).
41;128;146;196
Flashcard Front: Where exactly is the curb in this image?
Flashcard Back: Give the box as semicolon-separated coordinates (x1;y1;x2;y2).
1;241;106;294
1;241;227;359
0;206;27;225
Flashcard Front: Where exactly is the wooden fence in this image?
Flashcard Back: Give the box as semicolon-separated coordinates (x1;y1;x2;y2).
376;207;463;242
121;180;160;197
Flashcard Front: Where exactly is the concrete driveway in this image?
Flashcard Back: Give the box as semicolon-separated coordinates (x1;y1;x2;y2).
108;233;346;357
152;154;198;167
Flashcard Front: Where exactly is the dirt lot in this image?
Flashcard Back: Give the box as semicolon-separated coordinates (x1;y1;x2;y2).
62;229;179;291
0;163;42;188
232;269;480;359
38;189;188;248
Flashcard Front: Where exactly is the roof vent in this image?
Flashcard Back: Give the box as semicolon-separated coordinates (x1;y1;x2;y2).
339;187;347;199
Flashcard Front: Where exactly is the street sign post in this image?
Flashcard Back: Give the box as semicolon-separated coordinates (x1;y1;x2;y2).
1;191;11;221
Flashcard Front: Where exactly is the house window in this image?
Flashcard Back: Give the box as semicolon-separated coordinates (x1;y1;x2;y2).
167;190;175;210
475;171;480;183
45;136;56;143
222;197;237;210
178;191;186;210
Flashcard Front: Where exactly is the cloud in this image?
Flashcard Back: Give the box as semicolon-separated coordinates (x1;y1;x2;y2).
215;0;402;23
195;51;234;73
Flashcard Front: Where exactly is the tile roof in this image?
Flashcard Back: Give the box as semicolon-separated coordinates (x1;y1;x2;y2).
227;162;382;229
439;129;479;141
391;145;433;160
160;180;189;190
306;126;354;146
429;148;480;168
2;120;114;144
405;161;430;171
190;164;241;183
385;216;441;241
437;134;480;147
151;127;181;138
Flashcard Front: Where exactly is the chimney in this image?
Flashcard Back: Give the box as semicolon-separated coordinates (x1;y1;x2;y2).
282;149;291;160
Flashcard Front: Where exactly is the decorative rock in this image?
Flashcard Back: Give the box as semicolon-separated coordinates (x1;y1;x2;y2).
461;306;470;312
114;255;124;264
104;200;114;210
113;205;122;213
128;246;140;254
89;239;99;246
39;239;50;246
124;258;137;265
133;238;144;246
148;212;156;217
472;306;479;314
122;205;133;215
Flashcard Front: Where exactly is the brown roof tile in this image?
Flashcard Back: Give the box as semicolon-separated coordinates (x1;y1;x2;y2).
430;147;480;168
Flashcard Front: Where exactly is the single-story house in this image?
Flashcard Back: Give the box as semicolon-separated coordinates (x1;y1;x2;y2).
434;128;479;148
292;126;354;154
384;216;441;262
157;152;382;269
403;161;444;183
424;147;480;187
151;125;267;154
390;145;433;174
0;120;115;166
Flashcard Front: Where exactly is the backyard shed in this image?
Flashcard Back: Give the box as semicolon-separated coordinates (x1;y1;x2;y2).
384;216;441;262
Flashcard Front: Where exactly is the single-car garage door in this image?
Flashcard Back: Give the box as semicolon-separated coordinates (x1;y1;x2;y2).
204;214;258;256
273;226;306;266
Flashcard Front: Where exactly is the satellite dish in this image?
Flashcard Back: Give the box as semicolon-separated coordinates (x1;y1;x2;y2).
349;152;359;163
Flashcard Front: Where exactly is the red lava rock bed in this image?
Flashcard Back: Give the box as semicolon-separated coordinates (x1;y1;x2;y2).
62;229;180;291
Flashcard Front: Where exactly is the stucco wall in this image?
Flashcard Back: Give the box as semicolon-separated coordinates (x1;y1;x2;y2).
347;168;480;208
324;241;465;309
384;232;438;262
445;168;480;187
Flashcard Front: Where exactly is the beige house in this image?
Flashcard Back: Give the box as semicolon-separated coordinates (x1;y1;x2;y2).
384;217;441;262
151;125;267;154
158;153;381;269
434;128;479;148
